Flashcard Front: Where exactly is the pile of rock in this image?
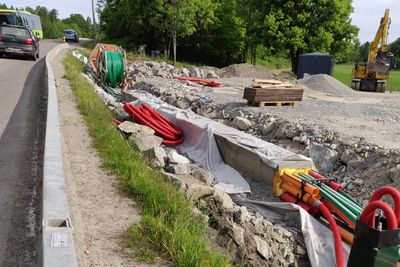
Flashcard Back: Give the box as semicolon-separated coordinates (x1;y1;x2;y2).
116;120;306;266
127;61;220;85
123;70;400;205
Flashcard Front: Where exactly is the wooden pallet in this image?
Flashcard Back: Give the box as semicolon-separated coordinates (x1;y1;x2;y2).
243;79;304;107
247;100;299;107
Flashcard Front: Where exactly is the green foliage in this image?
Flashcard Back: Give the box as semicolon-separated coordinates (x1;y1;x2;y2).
98;0;358;68
245;0;359;70
63;53;231;267
389;38;400;69
0;3;93;39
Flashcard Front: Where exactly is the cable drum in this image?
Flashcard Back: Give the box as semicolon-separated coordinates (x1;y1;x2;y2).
105;51;125;87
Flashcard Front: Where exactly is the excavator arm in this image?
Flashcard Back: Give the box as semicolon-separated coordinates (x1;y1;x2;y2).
367;9;390;68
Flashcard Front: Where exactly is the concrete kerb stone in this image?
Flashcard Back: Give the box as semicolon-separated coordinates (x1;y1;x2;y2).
42;43;77;267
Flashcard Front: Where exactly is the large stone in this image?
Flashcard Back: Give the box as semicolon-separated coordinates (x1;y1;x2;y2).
340;149;356;164
176;97;191;109
213;189;234;210
229;224;245;246
118;121;155;136
388;164;400;182
189;68;201;78
206;70;219;79
347;159;365;170
165;164;191;175
309;143;338;173
259;122;275;136
168;150;190;164
215;109;226;120
253;235;272;260
353;178;364;186
181;68;190;76
234;206;250;225
234;117;253;131
131;135;163;152
161;171;186;190
186;184;215;200
144;147;168;167
152;67;168;78
190;165;215;185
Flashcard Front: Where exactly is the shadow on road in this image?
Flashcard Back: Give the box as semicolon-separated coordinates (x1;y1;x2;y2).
0;56;47;266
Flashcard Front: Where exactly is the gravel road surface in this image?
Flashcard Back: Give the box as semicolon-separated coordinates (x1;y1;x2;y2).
0;40;58;266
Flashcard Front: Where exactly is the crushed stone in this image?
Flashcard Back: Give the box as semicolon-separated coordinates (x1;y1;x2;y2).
298;74;357;97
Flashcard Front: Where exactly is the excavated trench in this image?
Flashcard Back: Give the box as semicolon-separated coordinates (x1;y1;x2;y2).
80;56;400;266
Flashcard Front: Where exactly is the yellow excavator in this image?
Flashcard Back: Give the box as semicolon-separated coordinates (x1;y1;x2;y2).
351;9;396;93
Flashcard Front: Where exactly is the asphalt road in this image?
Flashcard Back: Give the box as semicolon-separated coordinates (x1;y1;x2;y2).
0;39;59;266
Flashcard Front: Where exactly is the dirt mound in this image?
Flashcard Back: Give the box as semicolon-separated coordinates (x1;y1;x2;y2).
298;74;357;97
219;63;277;79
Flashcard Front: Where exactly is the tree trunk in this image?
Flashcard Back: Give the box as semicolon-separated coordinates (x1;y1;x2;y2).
290;48;300;74
173;30;177;65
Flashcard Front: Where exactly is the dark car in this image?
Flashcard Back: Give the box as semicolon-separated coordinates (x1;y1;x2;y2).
63;29;79;43
0;24;39;61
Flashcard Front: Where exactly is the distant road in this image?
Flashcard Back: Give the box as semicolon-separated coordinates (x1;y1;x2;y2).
0;39;59;266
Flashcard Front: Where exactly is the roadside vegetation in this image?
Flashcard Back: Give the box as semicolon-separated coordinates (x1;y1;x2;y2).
98;0;358;69
63;53;230;267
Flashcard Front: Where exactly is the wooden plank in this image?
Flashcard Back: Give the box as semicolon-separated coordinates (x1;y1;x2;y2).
252;83;294;89
253;79;283;85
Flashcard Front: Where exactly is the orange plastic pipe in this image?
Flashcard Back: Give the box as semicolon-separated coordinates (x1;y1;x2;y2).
338;226;353;245
282;173;320;196
281;182;313;203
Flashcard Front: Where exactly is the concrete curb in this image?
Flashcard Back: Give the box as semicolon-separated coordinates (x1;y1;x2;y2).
41;43;77;267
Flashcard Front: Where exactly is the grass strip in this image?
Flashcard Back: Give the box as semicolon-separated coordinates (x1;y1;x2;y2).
63;53;230;267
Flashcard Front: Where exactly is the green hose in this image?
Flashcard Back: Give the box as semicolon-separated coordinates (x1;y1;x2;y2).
105;51;125;88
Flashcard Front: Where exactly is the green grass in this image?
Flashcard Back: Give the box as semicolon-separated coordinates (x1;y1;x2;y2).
250;57;291;70
63;53;231;267
334;64;400;92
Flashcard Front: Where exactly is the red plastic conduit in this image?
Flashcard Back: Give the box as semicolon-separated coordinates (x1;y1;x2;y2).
123;102;184;145
367;186;400;228
317;202;345;267
360;200;398;230
280;193;344;267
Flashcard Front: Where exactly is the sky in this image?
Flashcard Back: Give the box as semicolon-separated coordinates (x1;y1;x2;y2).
351;0;400;43
1;0;93;20
1;0;399;44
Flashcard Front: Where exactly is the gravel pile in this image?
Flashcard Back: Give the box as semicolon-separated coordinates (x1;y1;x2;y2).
220;63;277;79
298;74;357;97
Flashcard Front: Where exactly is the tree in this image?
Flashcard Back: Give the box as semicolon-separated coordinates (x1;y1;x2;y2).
179;0;245;66
148;0;214;64
62;14;93;37
358;42;371;63
239;0;358;71
389;38;400;69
